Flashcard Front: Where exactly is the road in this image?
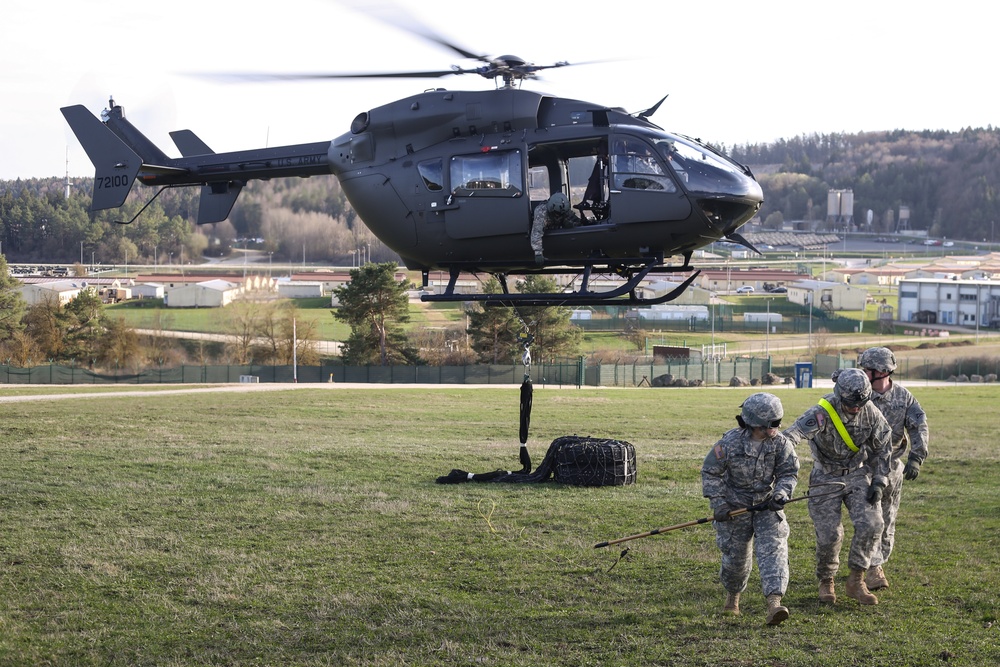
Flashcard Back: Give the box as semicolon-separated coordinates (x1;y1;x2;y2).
135;329;343;355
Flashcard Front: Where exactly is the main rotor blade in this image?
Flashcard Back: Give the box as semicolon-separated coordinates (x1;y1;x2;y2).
337;0;491;63
197;69;482;83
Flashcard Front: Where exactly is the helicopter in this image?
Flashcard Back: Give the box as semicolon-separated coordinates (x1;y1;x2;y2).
61;24;763;307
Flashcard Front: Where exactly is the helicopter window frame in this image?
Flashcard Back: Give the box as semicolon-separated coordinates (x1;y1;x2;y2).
611;136;678;193
449;150;523;198
417;158;444;192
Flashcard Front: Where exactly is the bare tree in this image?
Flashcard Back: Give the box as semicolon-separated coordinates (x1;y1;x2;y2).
225;299;265;364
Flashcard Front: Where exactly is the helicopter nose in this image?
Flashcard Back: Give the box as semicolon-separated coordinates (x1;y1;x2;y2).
700;198;760;235
699;175;763;235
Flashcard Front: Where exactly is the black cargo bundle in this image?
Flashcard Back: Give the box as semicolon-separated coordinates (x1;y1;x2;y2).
436;435;636;486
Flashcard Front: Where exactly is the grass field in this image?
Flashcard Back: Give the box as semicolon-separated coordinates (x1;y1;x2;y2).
0;385;997;665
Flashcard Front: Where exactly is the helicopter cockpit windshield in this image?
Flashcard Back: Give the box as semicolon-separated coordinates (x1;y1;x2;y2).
653;133;759;199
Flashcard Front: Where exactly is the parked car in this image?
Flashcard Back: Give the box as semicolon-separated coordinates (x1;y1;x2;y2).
767;286;787;293
736;286;755;294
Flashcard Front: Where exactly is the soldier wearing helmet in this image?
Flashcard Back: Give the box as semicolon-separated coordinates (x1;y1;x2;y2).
783;368;892;606
702;393;799;625
530;192;581;264
857;346;929;592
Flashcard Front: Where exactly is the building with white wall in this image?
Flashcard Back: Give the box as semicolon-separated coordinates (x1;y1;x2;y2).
20;280;86;306
897;278;1000;328
787;279;869;311
163;279;241;308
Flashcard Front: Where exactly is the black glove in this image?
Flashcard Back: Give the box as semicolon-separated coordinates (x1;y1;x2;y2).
903;456;922;480
713;503;733;522
866;483;884;506
768;494;788;511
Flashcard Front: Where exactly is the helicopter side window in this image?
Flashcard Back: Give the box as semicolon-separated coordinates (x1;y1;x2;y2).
450;151;523;197
611;137;677;193
417;159;444;192
528;166;550;201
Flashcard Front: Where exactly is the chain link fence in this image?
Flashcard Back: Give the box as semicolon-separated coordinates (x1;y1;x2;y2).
3;354;996;387
1;358;771;387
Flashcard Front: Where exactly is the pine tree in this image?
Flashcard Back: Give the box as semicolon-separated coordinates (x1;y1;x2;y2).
0;254;27;341
333;262;420;366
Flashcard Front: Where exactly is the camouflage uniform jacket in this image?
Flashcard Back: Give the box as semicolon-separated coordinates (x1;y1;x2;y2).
784;394;892;487
530;203;582;254
702;427;800;511
871;381;929;464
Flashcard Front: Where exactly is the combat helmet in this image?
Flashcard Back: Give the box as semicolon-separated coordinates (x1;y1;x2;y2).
858;346;897;375
834;368;872;408
546;192;570;216
737;392;784;429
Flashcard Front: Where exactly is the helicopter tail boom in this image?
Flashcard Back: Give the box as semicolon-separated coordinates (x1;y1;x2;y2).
62;101;337;225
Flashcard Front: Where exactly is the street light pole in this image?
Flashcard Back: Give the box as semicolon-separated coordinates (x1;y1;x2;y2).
765;299;770;358
976;284;981;344
807;292;813;354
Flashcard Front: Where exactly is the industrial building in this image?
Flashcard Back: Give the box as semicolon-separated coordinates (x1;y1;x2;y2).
897;278;1000;328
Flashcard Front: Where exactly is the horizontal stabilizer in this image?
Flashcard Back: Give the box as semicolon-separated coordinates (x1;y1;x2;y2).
61;105;141;210
170;129;214;157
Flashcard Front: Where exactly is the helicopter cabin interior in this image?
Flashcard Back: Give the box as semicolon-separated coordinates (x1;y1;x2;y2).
527;134;683;225
415;131;689;242
527;137;610;224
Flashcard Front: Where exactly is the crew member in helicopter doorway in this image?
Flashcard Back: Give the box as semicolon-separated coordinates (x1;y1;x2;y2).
530;192;580;264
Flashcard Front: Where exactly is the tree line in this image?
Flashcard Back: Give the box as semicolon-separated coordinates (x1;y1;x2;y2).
725;127;1000;241
0;175;384;267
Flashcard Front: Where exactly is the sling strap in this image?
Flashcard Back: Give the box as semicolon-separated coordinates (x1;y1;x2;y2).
818;398;859;453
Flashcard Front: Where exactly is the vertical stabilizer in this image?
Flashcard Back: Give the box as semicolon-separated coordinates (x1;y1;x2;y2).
60;105;141;210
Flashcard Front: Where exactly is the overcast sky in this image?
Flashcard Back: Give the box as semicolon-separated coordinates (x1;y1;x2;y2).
2;0;996;180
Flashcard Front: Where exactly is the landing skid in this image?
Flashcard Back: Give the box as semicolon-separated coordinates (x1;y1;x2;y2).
421;258;700;307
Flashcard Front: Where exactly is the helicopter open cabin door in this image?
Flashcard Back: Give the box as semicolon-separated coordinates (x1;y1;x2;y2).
608;135;691;225
443;148;528;239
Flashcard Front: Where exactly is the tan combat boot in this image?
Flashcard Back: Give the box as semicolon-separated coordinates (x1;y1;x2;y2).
765;594;789;626
866;564;889;591
846;569;879;605
818;578;836;604
724;591;740;615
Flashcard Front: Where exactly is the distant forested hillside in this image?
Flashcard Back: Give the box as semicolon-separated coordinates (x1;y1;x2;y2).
3;127;999;264
727;127;1000;241
0;175;383;265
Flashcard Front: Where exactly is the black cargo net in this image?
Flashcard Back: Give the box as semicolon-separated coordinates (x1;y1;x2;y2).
436;435;637;486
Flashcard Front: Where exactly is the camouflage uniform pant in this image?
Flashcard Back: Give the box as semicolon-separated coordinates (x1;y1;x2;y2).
529;206;547;256
871;458;905;568
807;466;884;580
713;509;790;597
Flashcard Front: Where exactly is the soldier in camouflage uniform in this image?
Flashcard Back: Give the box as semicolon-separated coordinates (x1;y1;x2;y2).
783;368;892;605
702;393;799;625
530;193;580;264
857;346;929;591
